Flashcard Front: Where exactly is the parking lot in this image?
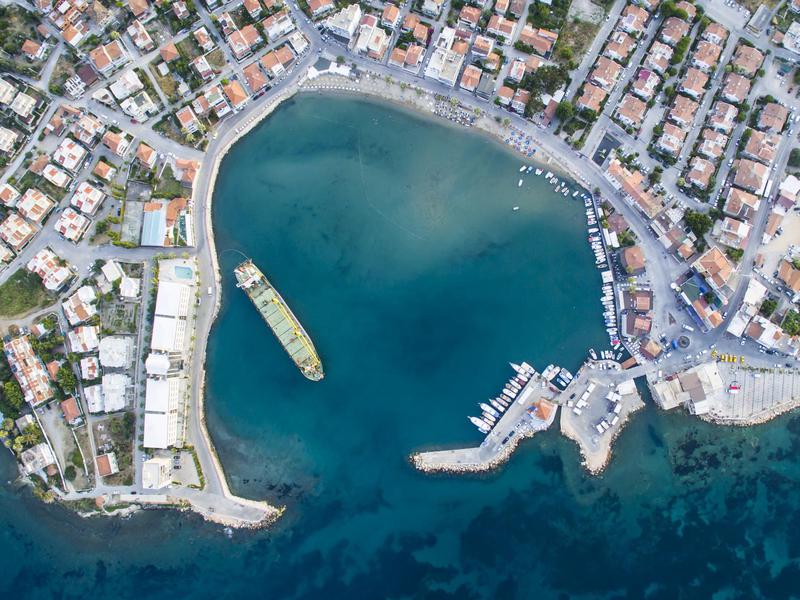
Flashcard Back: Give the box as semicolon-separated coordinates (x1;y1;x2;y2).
560;377;644;472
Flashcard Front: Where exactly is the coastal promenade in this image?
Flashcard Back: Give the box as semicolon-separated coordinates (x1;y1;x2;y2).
177;70;315;527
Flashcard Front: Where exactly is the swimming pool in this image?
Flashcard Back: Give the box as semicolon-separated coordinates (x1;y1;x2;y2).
174;266;193;280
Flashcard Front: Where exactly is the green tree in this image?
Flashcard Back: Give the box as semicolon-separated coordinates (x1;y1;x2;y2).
789;148;800;168
783;310;800;336
725;247;743;262
555;100;575;121
64;465;77;481
56;364;77;392
760;298;777;317
684;209;713;239
3;380;23;411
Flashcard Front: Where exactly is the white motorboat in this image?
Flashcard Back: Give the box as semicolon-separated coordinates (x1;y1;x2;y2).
469;416;491;432
480;403;499;417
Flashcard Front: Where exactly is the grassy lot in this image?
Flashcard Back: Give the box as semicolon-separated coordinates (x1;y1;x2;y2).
176;37;201;60
554;17;601;65
148;61;179;102
13;168;67;203
774;1;800;33
0;5;44;76
154;163;185;198
95;412;134;486
48;54;77;95
527;0;570;30
0;269;52;318
153;114;190;146
99;300;138;334
133;67;164;109
741;0;779;13
206;48;227;70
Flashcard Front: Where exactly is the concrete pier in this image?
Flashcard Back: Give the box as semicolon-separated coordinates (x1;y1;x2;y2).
560;372;644;474
413;360;645;476
412;370;559;473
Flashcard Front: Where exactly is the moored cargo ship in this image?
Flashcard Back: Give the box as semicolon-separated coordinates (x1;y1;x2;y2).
234;259;324;381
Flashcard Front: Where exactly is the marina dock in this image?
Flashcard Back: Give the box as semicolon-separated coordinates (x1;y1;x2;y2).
412;368;559;473
412;359;644;475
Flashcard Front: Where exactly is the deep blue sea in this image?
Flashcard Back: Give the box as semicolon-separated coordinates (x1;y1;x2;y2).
2;96;800;599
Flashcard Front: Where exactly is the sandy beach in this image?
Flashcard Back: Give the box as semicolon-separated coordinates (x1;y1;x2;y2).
299;71;585;183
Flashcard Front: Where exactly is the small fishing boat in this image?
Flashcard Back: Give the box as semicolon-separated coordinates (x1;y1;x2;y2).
512;206;520;211
518;179;523;187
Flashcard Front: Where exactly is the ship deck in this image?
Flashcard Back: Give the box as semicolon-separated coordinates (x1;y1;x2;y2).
249;283;318;368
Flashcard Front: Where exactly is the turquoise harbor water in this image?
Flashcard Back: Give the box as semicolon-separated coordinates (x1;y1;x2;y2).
3;96;800;598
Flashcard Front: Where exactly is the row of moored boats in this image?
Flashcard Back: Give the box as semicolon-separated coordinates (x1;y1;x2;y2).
468;362;535;434
541;363;573;390
586;200;607;271
589;348;624;361
513;166;592;209
599;282;621;349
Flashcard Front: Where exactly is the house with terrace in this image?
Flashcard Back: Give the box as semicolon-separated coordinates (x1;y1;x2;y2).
742;129;781;166
723;187;760;222
17;188;55;225
697;129;728;162
486;15;517;44
517;26;558;57
758;102;789;133
605;30;636;63
714;216;751;251
733;159;769;195
732;45;764;77
660;16;689;47
619;4;648;37
691;41;722;72
679;68;709;100
686;157;715;191
89;40;129;76
644;41;673;74
669;95;698;128
709;100;738;134
656;123;687;158
702;22;728;46
692;246;736;305
590;57;623;92
576;84;607;114
631;68;660;101
615;94;647;129
458;5;481;30
721;73;751;104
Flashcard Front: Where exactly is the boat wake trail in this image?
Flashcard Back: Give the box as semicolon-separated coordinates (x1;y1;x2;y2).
357;135;424;241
